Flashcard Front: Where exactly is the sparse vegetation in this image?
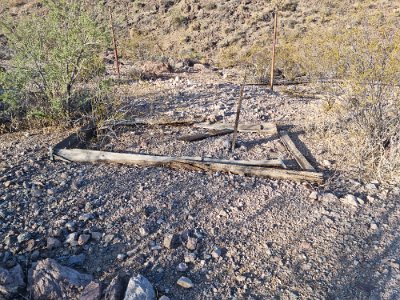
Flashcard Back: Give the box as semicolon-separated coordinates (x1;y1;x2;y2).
0;0;108;127
279;15;400;182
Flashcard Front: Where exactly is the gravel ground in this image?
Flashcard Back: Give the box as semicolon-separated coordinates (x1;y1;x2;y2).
1;69;400;299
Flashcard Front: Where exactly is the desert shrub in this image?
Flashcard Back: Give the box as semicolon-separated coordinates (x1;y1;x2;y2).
0;0;108;126
216;44;242;68
285;16;400;183
123;30;164;62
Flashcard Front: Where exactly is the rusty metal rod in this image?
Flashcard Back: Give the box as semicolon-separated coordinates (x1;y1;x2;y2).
231;75;247;152
270;10;278;91
109;7;121;79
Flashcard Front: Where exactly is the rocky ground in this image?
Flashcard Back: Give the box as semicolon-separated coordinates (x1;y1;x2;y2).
1;68;400;299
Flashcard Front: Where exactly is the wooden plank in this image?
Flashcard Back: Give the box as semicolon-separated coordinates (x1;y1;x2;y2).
53;149;323;183
178;129;234;142
279;131;316;172
101;118;202;128
194;122;278;135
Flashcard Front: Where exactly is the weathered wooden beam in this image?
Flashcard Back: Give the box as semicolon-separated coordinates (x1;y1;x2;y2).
101;118;202;128
53;149;323;183
279;131;316;172
194;122;278;135
178;129;234;142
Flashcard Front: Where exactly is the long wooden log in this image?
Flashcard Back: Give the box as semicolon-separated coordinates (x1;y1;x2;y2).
53;149;323;183
279;131;315;171
194;122;278;135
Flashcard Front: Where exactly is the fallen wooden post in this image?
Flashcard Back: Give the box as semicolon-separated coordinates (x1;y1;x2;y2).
279;131;316;172
178;129;234;142
194;122;278;135
101;118;203;128
53;148;323;183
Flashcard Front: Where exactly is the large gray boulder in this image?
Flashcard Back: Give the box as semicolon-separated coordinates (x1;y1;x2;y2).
0;264;25;298
123;274;155;300
28;258;93;300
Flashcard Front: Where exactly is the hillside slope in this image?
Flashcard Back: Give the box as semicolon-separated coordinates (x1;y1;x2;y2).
1;0;400;65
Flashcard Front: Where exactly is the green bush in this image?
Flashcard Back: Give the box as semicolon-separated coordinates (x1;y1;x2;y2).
0;0;108;124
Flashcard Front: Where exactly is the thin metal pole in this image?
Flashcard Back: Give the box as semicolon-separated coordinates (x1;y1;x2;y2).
270;10;278;91
231;75;247;152
109;7;121;79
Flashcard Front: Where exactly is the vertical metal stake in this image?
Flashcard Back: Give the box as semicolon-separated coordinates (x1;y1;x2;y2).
270;10;278;91
109;7;121;79
231;75;247;152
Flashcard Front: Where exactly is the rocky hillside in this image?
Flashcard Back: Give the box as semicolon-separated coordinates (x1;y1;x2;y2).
2;0;400;65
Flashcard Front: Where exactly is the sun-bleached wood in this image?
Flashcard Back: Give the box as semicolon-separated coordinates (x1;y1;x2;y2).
54;149;323;183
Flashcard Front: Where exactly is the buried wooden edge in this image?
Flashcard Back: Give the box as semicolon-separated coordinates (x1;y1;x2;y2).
49;122;96;160
279;130;316;172
100;117;205;129
178;129;234;142
53;148;324;183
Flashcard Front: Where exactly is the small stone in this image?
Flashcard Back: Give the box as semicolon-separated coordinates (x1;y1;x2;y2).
104;234;115;244
17;232;31;243
366;183;378;190
65;221;76;231
139;227;149;237
78;234;91;246
47;237;62;250
80;281;101;300
163;234;180;249
177;276;194;289
159;296;170;300
117;254;126;261
370;223;378;230
320;193;338;203
79;213;95;222
322;160;333;167
357;197;365;205
90;232;102;241
151;245;162;251
340;194;358;207
124;274;156;300
4;181;12;188
186;237;197;251
184;253;196;263
211;247;222;259
65;232;78;245
236;275;246;282
309;191;318;200
177;262;188;272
